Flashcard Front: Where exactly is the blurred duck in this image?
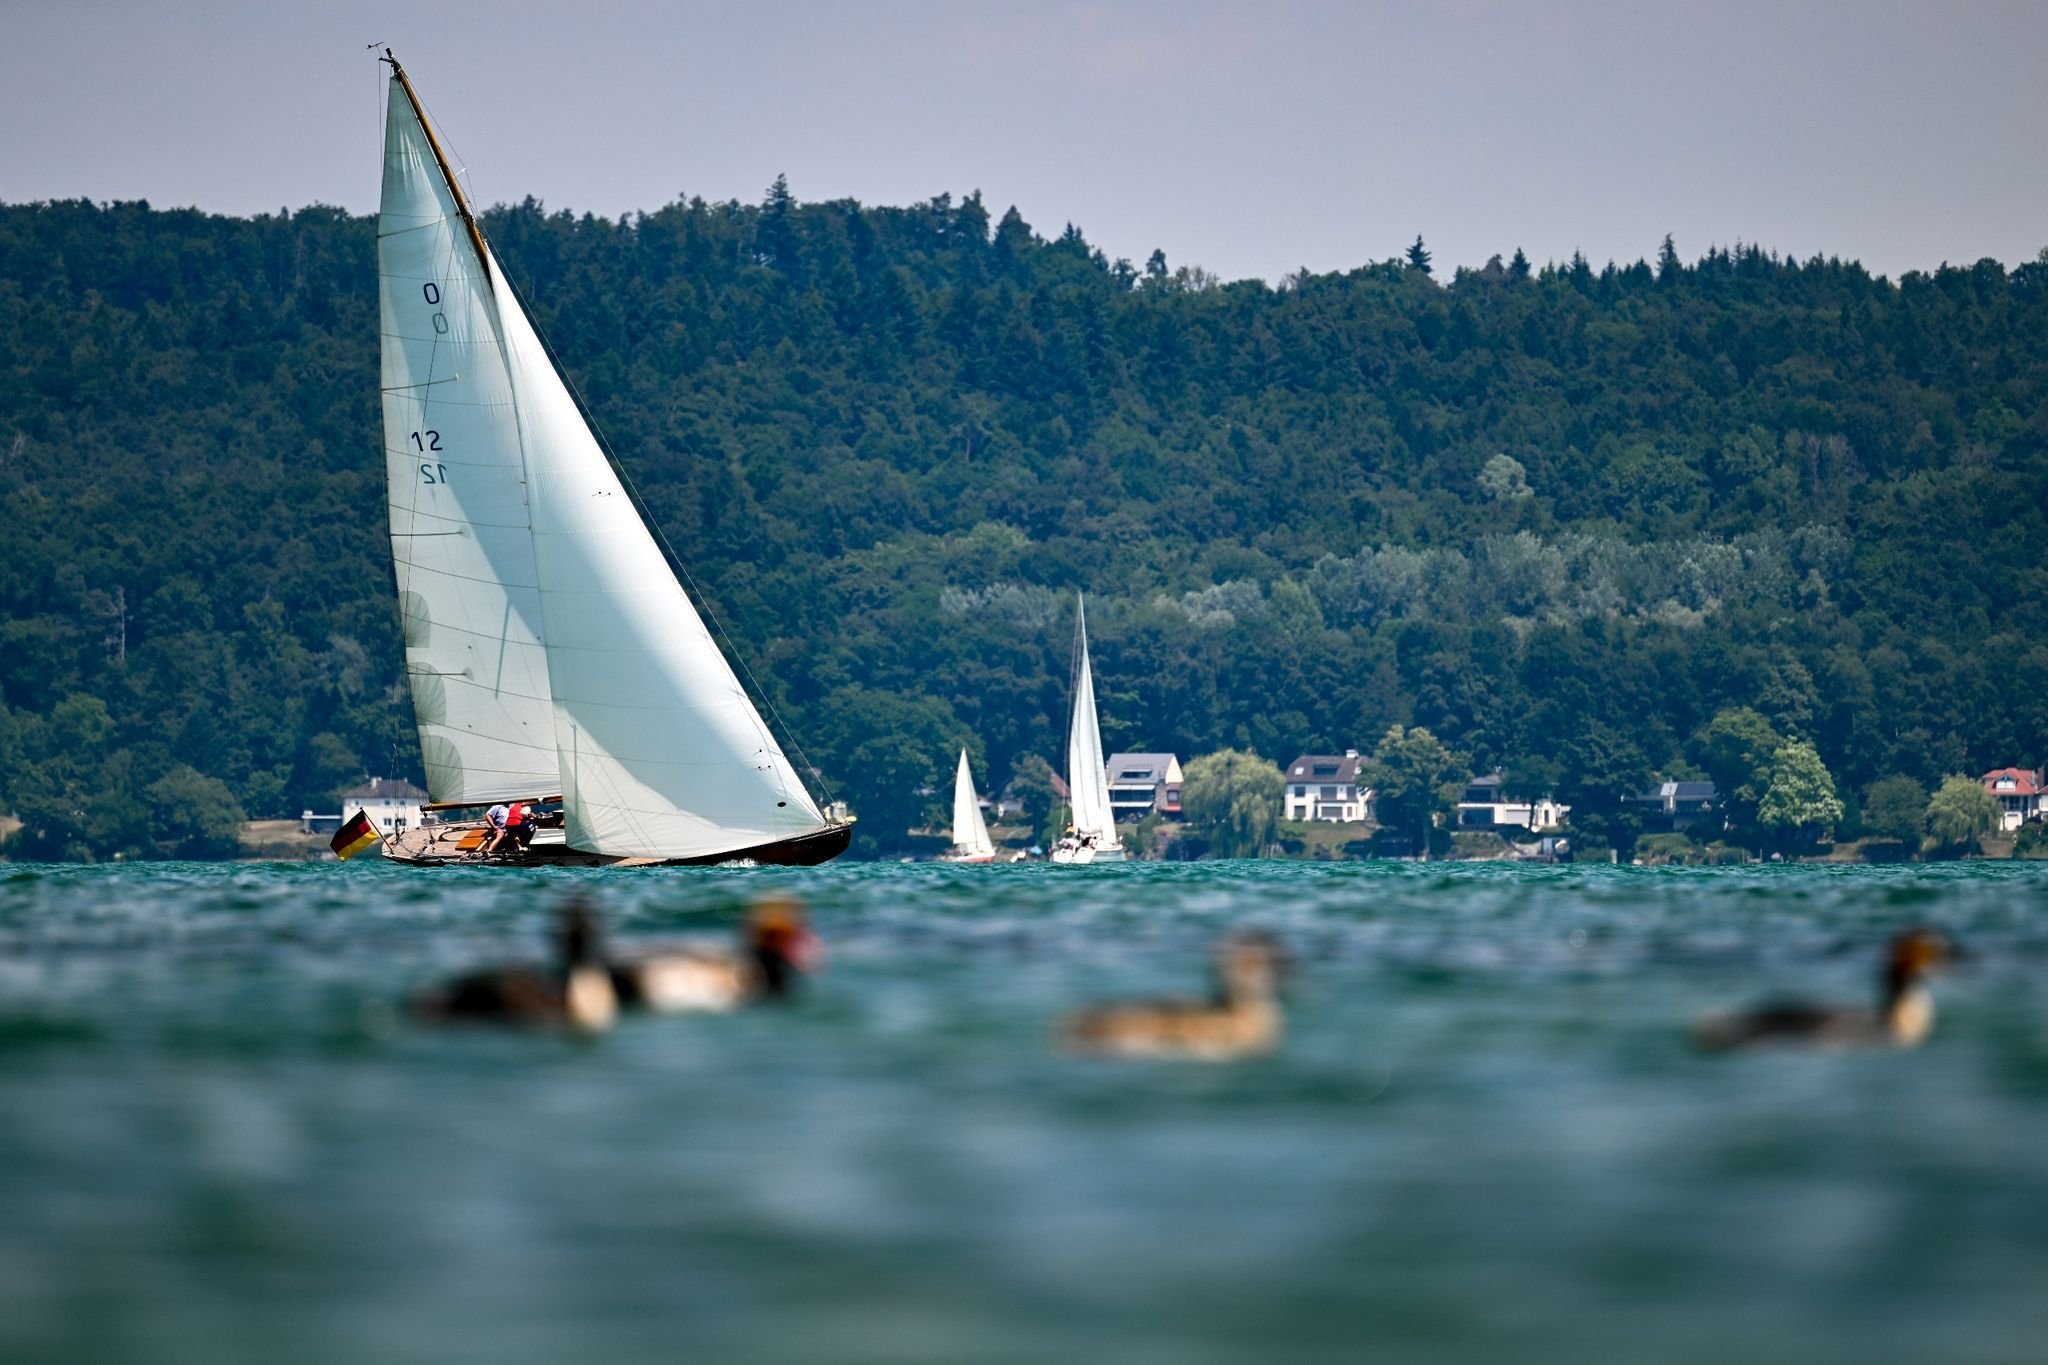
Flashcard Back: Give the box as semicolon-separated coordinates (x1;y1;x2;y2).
1060;932;1287;1061
1693;928;1958;1052
608;896;821;1013
410;899;616;1034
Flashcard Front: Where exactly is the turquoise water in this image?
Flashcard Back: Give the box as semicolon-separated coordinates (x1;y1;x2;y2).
2;860;2045;1363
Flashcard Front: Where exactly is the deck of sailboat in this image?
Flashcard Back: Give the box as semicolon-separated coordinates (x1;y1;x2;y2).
381;819;852;868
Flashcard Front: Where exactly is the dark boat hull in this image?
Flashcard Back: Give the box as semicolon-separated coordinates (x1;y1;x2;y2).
380;821;852;868
664;822;852;867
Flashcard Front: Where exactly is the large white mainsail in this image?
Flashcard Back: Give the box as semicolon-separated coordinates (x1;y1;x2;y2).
949;748;995;859
378;77;558;803
1063;594;1122;857
375;54;841;864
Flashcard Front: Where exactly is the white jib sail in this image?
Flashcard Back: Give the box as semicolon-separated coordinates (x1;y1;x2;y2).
952;749;995;857
379;79;560;803
1066;596;1121;848
489;260;825;859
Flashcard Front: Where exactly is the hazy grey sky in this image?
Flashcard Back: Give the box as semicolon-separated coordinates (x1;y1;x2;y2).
4;0;2044;283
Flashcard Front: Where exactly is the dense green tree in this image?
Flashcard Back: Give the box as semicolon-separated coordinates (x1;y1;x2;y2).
1406;235;1432;275
1181;749;1284;858
1860;775;1928;847
1695;707;1784;832
1756;740;1844;848
1364;725;1463;857
1477;453;1531;502
757;174;801;276
146;765;247;860
1554;723;1649;855
1656;233;1681;283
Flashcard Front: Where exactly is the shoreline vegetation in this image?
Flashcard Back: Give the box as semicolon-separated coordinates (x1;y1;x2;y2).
1;193;2045;863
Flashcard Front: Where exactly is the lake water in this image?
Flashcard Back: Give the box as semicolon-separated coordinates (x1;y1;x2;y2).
2;859;2045;1363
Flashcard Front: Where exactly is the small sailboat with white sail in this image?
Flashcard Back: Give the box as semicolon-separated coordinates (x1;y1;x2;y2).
370;52;848;868
937;748;997;863
1051;594;1125;864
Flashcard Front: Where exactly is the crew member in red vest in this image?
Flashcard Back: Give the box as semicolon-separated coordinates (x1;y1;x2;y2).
485;800;538;858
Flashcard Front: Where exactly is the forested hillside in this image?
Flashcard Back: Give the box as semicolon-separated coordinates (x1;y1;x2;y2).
2;187;2044;857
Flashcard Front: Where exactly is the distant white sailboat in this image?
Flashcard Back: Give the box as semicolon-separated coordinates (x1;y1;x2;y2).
1051;594;1125;864
370;52;847;868
939;748;997;863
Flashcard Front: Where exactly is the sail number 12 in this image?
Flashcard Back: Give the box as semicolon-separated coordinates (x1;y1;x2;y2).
412;430;448;484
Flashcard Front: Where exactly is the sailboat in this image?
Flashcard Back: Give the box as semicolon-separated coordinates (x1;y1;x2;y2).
1051;594;1125;864
371;52;848;868
937;748;997;863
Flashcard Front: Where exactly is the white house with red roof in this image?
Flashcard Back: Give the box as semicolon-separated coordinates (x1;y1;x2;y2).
1981;768;2047;831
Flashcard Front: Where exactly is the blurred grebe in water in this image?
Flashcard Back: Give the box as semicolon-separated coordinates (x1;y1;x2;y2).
1060;932;1286;1061
1693;928;1957;1052
608;896;821;1013
410;899;616;1034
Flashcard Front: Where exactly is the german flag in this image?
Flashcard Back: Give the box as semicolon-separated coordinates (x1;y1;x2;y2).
331;809;384;860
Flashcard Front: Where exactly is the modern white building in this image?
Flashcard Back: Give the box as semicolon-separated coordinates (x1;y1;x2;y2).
1283;752;1371;822
1456;773;1570;831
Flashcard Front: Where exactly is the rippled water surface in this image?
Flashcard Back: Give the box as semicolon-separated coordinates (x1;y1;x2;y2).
3;859;2046;1363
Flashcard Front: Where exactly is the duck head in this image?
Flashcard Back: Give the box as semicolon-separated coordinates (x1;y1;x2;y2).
747;895;821;996
1213;931;1288;1004
1883;927;1956;997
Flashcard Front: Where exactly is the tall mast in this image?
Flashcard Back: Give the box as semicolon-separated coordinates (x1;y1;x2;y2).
381;49;490;274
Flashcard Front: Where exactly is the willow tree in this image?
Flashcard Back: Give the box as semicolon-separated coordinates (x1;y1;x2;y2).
1926;775;1999;853
1182;749;1284;859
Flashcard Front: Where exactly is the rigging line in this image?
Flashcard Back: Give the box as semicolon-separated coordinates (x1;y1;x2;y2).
487;261;839;814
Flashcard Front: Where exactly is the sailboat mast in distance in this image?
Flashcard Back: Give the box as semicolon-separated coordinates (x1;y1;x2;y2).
373;52;847;868
1054;594;1124;863
948;748;996;861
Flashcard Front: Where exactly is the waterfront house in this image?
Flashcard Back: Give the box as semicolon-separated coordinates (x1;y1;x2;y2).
1632;780;1719;834
1283;752;1372;822
1104;753;1184;821
1455;773;1569;831
1981;768;2047;831
340;777;429;836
